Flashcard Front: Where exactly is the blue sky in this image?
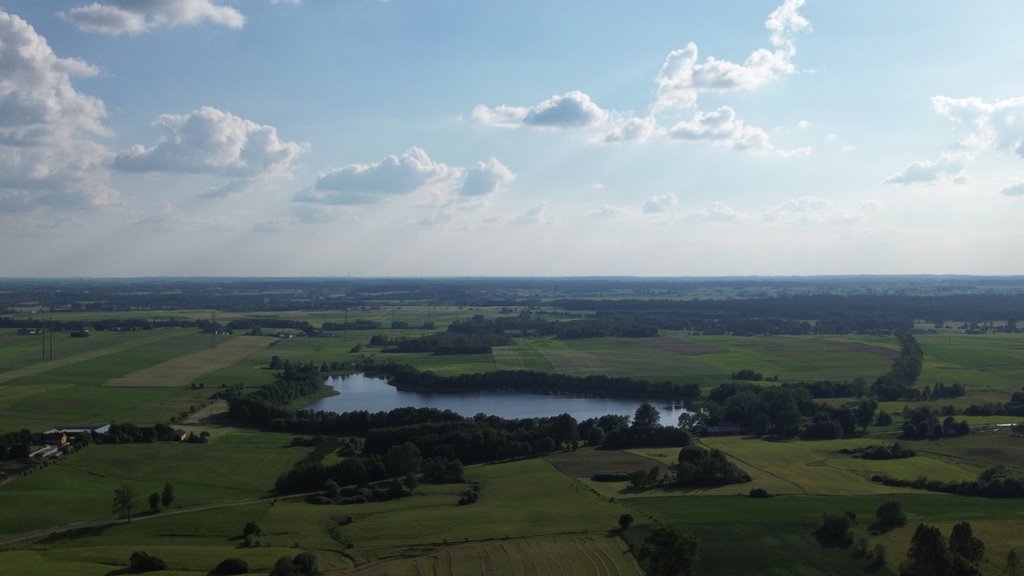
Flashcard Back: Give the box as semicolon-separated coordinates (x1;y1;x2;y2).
2;0;1023;276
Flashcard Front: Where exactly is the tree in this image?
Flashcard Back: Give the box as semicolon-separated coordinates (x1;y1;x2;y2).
637;524;700;576
1007;549;1022;576
618;513;634;531
243;521;262;538
384;442;422;477
148;492;160;512
587;426;606;446
874;500;906;531
751;413;771;436
161;482;175;509
113;484;137;519
324;479;341;500
292;552;319;575
902;523;950;576
948;521;984;566
633;402;662;430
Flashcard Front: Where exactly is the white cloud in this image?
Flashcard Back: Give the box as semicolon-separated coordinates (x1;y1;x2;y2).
63;0;245;35
653;0;808;112
888;96;1024;186
884;153;966;185
297;147;456;205
680;202;751;222
459;157;515;197
643;192;678;214
594;114;659;144
798;120;810;129
0;10;115;211
931;96;1024;157
114;107;307;186
668;106;807;156
473;91;608;130
1001;182;1024;197
588;205;626;218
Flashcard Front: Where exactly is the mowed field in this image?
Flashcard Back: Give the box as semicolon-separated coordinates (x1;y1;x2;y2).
104;335;274;387
0;330;276;433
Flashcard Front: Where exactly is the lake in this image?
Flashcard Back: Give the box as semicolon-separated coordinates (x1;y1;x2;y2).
304;373;690;427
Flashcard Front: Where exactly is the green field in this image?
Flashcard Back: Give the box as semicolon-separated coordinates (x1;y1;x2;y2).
5;307;1024;574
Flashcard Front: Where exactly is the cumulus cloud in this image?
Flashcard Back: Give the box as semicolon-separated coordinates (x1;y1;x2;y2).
594;114;659;144
114;107;306;187
887;96;1024;186
296;148;515;207
884;153;966;185
931;96;1024;157
668;106;807;156
62;0;245;35
296;147;456;205
653;0;808;111
1001;182;1024;197
643;193;678;214
459;157;515;197
473;91;608;130
0;10;115;211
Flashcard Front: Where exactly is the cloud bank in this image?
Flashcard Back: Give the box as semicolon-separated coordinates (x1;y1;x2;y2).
0;10;115;211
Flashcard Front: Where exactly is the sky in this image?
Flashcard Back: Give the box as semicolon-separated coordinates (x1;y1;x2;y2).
1;0;1024;277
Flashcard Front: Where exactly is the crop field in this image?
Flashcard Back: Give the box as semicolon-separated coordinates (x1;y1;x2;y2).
104;335;274;387
345;534;643;576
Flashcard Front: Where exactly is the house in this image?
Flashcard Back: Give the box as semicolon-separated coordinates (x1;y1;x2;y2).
42;431;68;447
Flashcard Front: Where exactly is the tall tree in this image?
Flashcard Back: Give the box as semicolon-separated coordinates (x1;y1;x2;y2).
902;524;950;576
161;482;175;509
949;521;985;568
112;484;137;519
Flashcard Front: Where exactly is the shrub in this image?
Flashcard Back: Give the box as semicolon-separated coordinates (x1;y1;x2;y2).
749;487;771;498
214;557;250;574
129;551;167;572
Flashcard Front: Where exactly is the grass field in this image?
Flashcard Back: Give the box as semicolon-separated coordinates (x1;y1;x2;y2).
0;429;309;540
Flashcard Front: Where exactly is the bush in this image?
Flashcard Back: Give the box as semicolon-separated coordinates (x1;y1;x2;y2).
129;551;167;572
214;557;250;574
749;487;771;498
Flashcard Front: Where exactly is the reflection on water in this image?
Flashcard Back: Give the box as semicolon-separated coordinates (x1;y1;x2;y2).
304;373;689;426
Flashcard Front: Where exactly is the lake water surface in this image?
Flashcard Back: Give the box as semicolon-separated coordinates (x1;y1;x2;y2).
304;373;689;426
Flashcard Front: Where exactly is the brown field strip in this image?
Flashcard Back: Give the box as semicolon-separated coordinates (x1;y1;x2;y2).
104;336;274;387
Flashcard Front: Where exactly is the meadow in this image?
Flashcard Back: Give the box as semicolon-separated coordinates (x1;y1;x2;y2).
4;304;1024;575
